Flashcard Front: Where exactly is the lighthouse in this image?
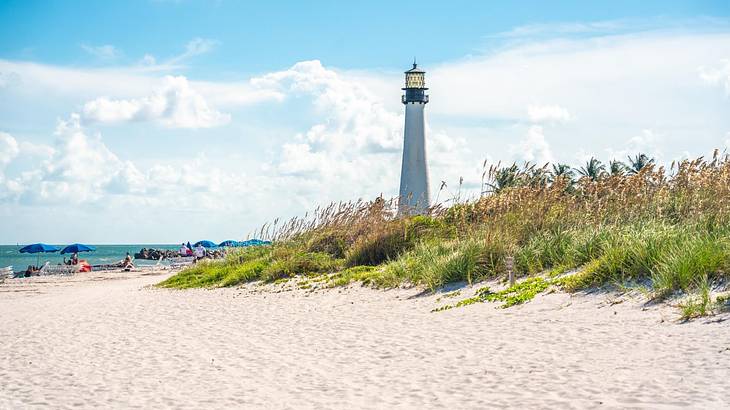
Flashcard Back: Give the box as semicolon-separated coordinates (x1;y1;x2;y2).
398;61;431;215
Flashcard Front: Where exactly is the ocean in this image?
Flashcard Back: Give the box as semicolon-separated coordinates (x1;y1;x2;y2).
0;244;180;272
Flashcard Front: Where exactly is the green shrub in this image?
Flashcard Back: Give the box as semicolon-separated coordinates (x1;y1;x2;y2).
345;224;411;266
679;276;712;320
220;258;270;287
307;231;347;258
260;251;340;282
653;235;729;297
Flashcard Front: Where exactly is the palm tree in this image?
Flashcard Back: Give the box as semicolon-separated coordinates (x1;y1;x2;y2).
528;165;550;188
609;160;627;176
576;157;606;181
486;163;520;193
627;153;655;174
549;163;574;183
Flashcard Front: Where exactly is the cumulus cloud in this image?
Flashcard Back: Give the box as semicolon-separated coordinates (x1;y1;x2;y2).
18;141;55;158
510;125;554;165
699;59;730;95
253;60;403;153
0;132;19;167
0;116;254;207
250;60;405;202
81;75;231;128
139;54;156;66
527;104;571;123
606;129;662;162
81;44;121;60
427;29;730;166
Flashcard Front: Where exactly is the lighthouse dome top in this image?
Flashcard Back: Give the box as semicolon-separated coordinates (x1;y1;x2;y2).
404;62;425;74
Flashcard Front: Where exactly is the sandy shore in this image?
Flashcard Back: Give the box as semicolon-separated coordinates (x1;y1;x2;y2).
0;270;728;409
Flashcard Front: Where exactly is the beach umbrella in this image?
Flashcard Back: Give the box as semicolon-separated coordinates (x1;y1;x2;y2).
19;243;61;268
19;243;60;254
218;240;239;247
194;240;217;248
241;239;272;247
60;243;96;254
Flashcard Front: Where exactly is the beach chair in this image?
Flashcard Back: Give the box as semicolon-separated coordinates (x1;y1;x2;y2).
136;256;167;272
91;264;121;272
39;263;79;276
168;256;195;269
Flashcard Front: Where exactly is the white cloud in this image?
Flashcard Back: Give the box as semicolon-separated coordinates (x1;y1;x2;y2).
0;116;125;203
81;44;121;60
0;116;255;207
510;125;554;165
253;60;404;153
495;20;628;38
81;75;231;128
527;104;571;123
699;59;730;95
19;141;54;158
249;60;407;204
165;38;219;66
139;54;156;66
428;31;730;166
606;129;662;162
0;132;19;167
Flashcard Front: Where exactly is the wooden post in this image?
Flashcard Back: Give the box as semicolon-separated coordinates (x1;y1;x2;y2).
505;256;515;287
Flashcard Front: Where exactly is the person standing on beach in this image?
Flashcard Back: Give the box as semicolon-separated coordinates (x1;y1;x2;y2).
194;244;205;261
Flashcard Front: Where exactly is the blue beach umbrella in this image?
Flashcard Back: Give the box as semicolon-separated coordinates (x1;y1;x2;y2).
241;239;272;247
218;240;239;247
19;243;60;254
19;243;60;268
194;240;217;248
60;243;96;254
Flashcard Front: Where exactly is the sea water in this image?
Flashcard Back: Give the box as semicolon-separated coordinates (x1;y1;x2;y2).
0;244;180;272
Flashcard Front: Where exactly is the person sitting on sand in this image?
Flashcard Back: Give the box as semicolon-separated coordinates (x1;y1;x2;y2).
179;243;189;257
24;265;39;277
70;252;79;265
121;252;135;270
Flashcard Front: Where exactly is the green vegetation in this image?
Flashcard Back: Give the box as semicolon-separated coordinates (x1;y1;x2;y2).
159;153;730;318
432;278;553;312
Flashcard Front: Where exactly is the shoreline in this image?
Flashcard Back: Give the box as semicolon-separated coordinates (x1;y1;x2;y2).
1;269;729;409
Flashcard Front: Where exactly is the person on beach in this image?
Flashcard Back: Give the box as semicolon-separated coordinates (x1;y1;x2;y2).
194;244;205;261
179;243;188;256
24;265;39;277
121;252;134;270
70;252;79;265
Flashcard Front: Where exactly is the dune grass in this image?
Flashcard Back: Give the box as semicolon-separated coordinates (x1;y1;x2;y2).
159;153;730;317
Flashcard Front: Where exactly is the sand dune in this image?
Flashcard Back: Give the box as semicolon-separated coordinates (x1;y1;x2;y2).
1;270;728;409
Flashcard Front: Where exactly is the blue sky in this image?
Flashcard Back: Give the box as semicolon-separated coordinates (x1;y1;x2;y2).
1;1;730;243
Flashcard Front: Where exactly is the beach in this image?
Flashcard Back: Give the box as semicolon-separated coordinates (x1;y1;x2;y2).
1;270;728;409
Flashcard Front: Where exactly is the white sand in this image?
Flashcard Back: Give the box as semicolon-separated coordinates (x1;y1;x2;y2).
1;270;728;409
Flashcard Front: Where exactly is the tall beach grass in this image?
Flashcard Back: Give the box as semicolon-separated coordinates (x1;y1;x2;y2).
159;152;730;312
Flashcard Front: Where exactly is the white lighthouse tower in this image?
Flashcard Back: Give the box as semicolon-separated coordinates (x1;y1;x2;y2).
398;61;431;215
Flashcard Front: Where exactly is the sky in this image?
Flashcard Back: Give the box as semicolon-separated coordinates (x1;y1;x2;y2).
1;0;730;244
